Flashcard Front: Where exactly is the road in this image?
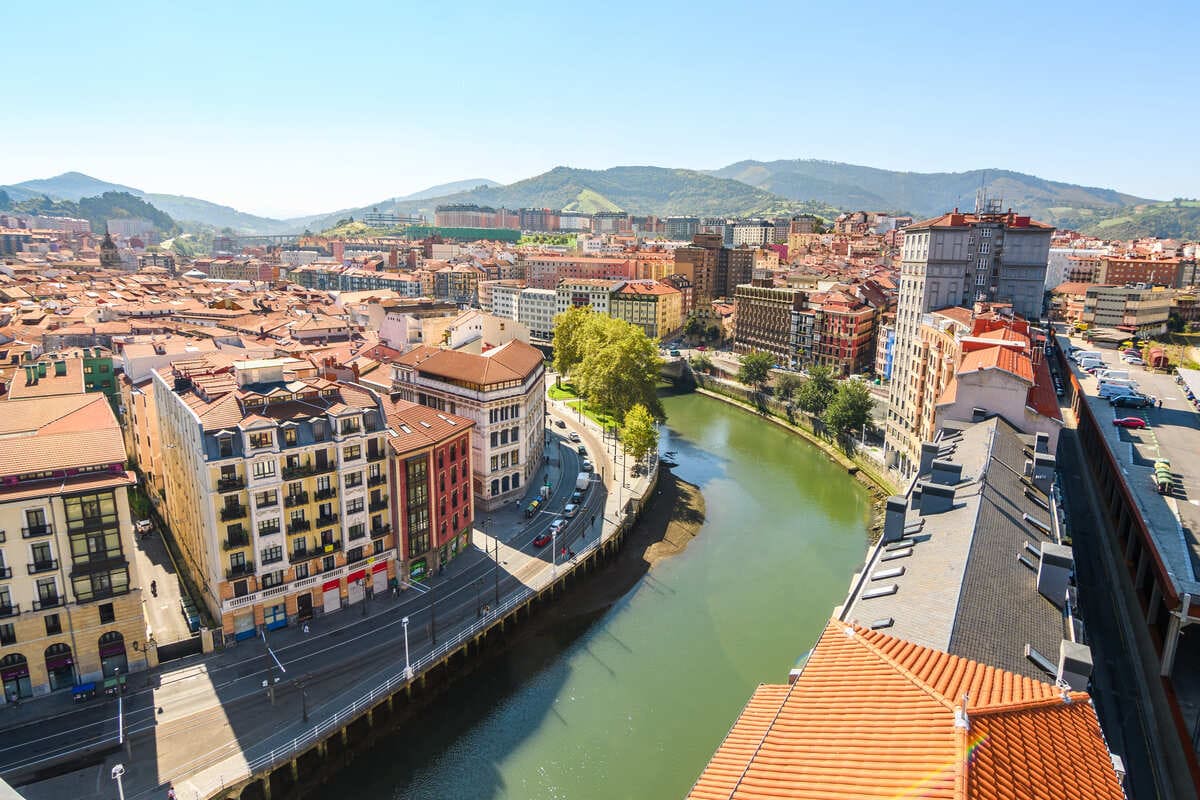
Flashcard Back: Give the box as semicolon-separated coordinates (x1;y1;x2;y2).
0;413;625;799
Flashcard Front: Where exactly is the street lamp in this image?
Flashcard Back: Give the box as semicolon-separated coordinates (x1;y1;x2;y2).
111;765;126;800
489;516;499;606
401;616;412;680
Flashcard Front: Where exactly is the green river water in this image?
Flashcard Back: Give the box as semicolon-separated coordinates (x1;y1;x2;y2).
323;391;871;799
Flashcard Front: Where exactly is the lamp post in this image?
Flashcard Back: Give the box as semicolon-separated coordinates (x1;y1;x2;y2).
111;765;126;800
401;616;412;680
490;517;499;606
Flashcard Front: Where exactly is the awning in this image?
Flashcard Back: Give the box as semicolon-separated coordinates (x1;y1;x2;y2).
347;569;367;583
322;578;340;592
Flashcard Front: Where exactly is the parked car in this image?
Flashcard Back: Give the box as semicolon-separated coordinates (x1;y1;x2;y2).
576;444;587;455
1123;348;1141;357
696;345;708;351
550;518;568;534
532;532;552;548
564;503;579;518
569;432;581;442
1113;416;1148;429
571;490;584;504
669;349;681;357
582;459;594;472
555;419;566;428
1122;356;1145;366
1110;394;1152;408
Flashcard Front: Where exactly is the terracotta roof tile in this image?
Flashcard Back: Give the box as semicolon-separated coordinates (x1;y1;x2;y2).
687;619;1122;800
958;346;1034;384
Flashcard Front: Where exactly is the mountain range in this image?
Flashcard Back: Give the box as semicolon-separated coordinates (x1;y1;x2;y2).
3;163;1195;240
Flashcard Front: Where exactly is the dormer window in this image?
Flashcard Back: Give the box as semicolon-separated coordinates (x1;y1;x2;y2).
283;428;298;446
217;435;234;458
340;416;362;435
249;431;273;449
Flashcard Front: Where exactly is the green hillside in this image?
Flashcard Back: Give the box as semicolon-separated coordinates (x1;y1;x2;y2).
710;159;1150;222
0;190;179;236
1065;200;1200;240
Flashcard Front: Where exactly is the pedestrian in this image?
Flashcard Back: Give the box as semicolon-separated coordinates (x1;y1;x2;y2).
167;785;177;800
303;623;310;635
1157;397;1163;408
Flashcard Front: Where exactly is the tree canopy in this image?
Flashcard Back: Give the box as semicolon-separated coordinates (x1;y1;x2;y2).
737;351;774;390
620;403;659;463
774;372;802;400
822;379;875;440
554;310;664;421
795;365;837;415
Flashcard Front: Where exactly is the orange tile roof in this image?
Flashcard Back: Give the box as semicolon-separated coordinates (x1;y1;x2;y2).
957;345;1034;383
0;394;126;476
1026;355;1064;422
687;619;1123;800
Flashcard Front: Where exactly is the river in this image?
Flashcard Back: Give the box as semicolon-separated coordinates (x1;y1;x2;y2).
320;391;871;799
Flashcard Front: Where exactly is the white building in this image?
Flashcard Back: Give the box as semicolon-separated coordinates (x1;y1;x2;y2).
518;288;557;339
732;220;774;247
1045;246;1109;289
555;279;623;317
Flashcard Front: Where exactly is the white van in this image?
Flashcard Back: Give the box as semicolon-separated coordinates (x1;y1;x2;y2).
1095;369;1130;382
1078;357;1106;371
1099;379;1139;399
1073;350;1102;364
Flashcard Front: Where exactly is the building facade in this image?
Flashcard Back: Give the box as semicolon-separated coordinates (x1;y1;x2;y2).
732;283;806;368
609;280;682;340
1082;285;1173;336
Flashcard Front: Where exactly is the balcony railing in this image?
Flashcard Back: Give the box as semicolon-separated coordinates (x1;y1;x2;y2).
28;559;58;575
367;450;385;463
368;474;386;487
287;519;312;535
22;523;53;539
315;487;338;501
282;463;314;480
257;497;279;510
258;524;281;538
342;452;363;463
0;566;10;579
368;498;389;513
32;596;63;611
314;461;338;475
217;476;245;492
262;553;284;566
319;539;343;554
220;504;247;521
0;604;18;618
369;523;391;538
315;514;339;528
289;548;313;564
223;532;250;550
284;492;310;508
225;562;255;580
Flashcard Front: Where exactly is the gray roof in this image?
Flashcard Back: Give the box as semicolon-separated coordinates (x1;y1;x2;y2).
840;415;1067;681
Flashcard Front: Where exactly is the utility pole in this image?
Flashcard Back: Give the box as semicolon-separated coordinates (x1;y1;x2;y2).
402;616;412;680
491;517;499;606
429;584;437;646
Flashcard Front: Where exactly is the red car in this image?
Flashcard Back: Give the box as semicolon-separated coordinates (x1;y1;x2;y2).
532;533;552;548
1113;417;1148;429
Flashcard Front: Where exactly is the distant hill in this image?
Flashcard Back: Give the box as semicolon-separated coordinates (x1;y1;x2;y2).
4;171;142;202
394;178;499;202
1062;200;1200;240
301;166;843;231
0;190;179;236
708;159;1151;223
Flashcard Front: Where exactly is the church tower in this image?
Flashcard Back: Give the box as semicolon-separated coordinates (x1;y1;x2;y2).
99;230;122;269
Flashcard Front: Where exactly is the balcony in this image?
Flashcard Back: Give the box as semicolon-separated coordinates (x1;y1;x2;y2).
222;531;250;550
367;449;385;463
217;475;245;492
225;562;255;580
314;461;338;475
0;604;18;618
369;498;389;513
370;523;391;538
262;553;284;566
315;513;339;528
219;504;247;522
318;539;343;554
257;497;279;510
287;519;312;535
22;523;53;539
315;487;338;501
28;559;58;575
282;463;314;480
289;548;313;564
284;491;310;508
33;596;63;611
368;474;386;487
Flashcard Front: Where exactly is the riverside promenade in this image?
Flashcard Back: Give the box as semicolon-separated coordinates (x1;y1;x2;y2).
1;402;657;800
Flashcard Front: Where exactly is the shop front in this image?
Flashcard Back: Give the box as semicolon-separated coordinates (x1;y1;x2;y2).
321;579;341;614
371;560;388;594
1;653;31;701
44;644;75;692
99;631;128;678
409;558;427;583
264;603;287;631
233;611;256;641
347;570;366;605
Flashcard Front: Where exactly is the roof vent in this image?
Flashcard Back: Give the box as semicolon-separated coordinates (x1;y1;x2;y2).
1033;453;1056;493
1035;431;1050;454
918;482;955;516
1037;542;1074;609
882;496;907;543
930;459;962;485
918;441;939;476
1057;640;1093;692
971;406;988;422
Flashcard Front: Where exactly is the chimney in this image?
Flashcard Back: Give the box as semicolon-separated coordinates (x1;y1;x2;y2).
37;362;46;378
882;496;907;543
930;459;962;485
1024;458;1034;478
918;441;939;476
1034;432;1050;454
1037;542;1074;608
1033;453;1056;492
919;482;956;515
54;360;66;376
971;406;988;422
1057;640;1093;692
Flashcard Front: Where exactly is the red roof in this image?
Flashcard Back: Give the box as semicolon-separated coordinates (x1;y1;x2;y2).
957;345;1034;383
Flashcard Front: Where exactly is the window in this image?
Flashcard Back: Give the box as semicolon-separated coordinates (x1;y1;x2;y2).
344;445;361;461
980;228;993;238
0;624;13;646
261;570;283;589
45;614;61;636
249;431;273;449
295;563;309;580
323;555;336;573
98;603;115;624
346;471;363;488
258;518;280;536
347;498;364;515
31;541;53;568
261;545;283;565
283;428;298;446
230;552;246;568
256;490;278;509
252;460;276;479
25;508;48;533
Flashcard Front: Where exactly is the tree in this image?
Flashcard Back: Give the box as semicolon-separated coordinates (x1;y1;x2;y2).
684;314;706;342
795;365;836;415
552;306;594;379
0;189;10;210
705;323;723;343
738;351;774;390
620;403;658;463
775;372;802;401
690;353;714;374
574;316;664;421
823;379;875;441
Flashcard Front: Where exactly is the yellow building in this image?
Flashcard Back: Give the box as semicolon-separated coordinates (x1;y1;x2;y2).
0;384;146;700
153;356;398;641
609;280;682;340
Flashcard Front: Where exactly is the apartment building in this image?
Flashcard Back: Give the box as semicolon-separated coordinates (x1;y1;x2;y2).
672;234;722;309
664;216;700;241
433;264;482;305
609;280;682;340
524;256;634;290
479;280;522;319
731;220;774;247
0;389;144;699
1097;255;1183;288
555;279;623;317
732;283;806;368
385;340;546;511
518;288;557;339
153;356;399;640
884;208;1052;473
804;292;876;375
1082;285;1173;336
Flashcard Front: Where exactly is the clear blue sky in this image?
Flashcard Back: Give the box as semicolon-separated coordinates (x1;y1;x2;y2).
1;0;1195;217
